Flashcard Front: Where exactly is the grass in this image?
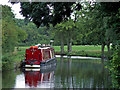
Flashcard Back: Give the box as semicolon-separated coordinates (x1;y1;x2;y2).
53;45;108;52
53;45;108;57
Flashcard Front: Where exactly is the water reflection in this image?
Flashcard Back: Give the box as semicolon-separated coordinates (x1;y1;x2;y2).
54;56;112;88
24;70;54;88
2;56;113;88
14;65;56;88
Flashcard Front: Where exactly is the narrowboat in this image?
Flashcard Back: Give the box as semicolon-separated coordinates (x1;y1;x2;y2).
21;44;56;68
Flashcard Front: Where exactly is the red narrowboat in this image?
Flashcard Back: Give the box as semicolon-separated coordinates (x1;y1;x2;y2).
21;44;56;68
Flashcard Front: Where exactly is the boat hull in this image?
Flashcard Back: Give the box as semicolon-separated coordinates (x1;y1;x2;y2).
21;57;56;68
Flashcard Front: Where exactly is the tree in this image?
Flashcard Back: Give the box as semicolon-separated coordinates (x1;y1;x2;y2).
20;2;81;27
15;20;53;46
91;2;120;59
2;5;28;53
77;2;120;59
2;19;18;53
54;23;66;54
62;19;76;53
16;28;28;48
21;22;40;45
2;5;18;53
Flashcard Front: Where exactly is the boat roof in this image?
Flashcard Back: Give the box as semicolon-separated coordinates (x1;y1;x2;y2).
38;47;51;49
30;44;53;50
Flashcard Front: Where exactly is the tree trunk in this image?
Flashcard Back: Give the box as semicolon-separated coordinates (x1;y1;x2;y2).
60;34;64;55
69;37;72;53
107;43;111;60
67;31;72;54
101;43;105;62
107;44;110;53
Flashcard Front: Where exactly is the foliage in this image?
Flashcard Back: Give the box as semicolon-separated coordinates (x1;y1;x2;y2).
2;5;15;19
2;5;28;53
20;2;81;27
2;5;18;53
15;20;54;46
76;2;120;45
106;47;120;89
54;19;79;53
54;21;69;45
2;19;18;53
2;56;14;70
17;28;28;43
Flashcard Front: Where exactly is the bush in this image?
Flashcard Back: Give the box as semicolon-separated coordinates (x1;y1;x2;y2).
2;56;14;70
107;47;120;89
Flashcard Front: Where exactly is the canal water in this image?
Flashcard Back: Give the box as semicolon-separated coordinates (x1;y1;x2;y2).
2;56;113;88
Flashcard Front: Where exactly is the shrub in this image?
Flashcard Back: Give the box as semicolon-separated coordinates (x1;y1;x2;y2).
2;56;14;70
107;47;120;89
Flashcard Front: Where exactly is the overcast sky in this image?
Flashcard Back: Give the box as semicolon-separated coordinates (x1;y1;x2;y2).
0;0;25;19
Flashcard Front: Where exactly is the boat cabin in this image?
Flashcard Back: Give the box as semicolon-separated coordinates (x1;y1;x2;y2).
22;44;56;68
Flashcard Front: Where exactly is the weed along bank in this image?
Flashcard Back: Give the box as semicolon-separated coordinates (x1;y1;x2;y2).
21;44;57;68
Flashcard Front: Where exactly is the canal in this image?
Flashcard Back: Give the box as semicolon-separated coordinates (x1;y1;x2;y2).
2;56;113;88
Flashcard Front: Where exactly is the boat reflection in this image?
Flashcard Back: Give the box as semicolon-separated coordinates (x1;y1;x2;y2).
23;65;56;88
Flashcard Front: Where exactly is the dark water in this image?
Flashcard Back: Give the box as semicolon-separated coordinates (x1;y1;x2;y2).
2;56;113;88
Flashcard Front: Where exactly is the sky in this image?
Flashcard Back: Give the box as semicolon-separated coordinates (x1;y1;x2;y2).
0;0;25;19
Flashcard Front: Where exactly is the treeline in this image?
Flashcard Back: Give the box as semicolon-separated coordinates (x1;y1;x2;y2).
15;19;53;46
2;5;27;53
15;19;87;47
2;5;54;54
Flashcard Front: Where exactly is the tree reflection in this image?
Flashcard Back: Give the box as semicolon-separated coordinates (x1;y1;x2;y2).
55;58;112;88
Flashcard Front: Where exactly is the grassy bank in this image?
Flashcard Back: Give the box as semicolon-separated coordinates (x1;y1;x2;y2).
18;45;108;57
15;45;109;59
53;45;108;57
2;45;108;70
2;47;26;70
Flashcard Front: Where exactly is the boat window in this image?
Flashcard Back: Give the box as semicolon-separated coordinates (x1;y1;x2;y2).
52;50;54;58
44;50;50;60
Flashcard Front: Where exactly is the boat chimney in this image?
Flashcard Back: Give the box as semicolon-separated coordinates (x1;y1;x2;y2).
50;40;54;47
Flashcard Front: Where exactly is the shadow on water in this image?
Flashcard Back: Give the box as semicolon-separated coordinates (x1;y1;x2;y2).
2;56;113;88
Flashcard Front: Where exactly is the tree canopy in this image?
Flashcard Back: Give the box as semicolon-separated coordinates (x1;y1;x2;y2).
20;2;81;27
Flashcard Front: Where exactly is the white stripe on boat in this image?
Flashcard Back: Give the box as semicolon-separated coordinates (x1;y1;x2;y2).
25;65;40;67
25;68;40;71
